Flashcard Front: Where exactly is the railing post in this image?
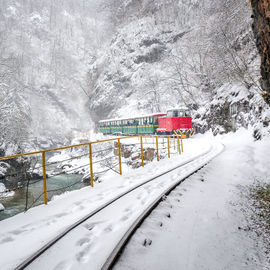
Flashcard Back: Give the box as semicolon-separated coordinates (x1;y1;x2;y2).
181;136;184;152
156;135;159;161
173;134;176;150
42;151;48;205
88;143;94;187
117;138;122;175
177;135;181;155
162;135;164;147
140;136;144;167
167;136;170;158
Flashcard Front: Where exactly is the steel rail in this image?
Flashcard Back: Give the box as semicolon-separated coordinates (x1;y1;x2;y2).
14;146;215;270
102;144;224;270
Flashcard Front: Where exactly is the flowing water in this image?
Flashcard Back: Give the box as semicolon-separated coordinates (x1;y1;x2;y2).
0;173;87;221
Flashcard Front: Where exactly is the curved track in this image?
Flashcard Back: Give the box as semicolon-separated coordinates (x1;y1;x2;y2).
15;142;223;270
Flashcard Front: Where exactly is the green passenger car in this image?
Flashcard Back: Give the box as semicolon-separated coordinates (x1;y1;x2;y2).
98;113;166;135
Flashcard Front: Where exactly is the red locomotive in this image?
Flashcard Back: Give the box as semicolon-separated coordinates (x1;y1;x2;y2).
99;108;194;138
156;108;194;138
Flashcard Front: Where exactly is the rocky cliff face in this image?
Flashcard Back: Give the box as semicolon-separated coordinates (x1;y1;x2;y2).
88;0;270;137
251;0;270;104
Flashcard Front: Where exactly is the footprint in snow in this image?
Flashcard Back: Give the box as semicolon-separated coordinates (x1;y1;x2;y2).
0;236;14;244
10;229;26;235
83;223;95;231
53;260;73;270
104;224;113;232
143;238;152;246
121;215;130;222
141;199;146;205
54;212;69;218
76;237;91;247
76;245;91;263
74;201;82;206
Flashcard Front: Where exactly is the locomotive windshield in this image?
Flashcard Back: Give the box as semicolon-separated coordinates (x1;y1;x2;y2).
167;109;191;117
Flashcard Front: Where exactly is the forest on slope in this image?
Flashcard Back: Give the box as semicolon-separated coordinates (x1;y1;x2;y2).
0;0;269;153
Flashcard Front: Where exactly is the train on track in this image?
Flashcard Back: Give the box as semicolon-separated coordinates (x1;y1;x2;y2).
98;108;194;138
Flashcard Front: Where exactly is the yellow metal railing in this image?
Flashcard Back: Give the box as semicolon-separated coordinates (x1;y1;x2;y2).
0;134;184;206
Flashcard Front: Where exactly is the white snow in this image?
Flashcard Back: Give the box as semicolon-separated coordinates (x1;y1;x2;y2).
0;131;269;270
0;183;15;199
115;129;270;270
47;153;71;164
0;203;4;211
0;183;6;193
0;137;218;270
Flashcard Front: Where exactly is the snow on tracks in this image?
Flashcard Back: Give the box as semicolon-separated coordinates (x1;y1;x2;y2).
0;138;222;270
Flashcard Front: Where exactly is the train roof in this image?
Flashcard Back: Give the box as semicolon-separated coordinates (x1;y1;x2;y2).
99;113;166;123
167;107;189;111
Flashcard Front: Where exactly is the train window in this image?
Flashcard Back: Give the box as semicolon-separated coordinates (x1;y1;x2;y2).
184;110;191;117
167;110;174;117
178;111;184;117
154;117;158;124
143;118;147;125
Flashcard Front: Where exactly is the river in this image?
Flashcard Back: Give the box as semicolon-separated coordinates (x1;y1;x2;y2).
0;173;87;221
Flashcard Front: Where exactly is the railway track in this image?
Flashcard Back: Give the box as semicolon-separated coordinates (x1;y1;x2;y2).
15;142;223;270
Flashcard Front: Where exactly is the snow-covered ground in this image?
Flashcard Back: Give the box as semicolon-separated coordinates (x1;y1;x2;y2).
0;130;269;270
0;136;219;270
114;129;270;270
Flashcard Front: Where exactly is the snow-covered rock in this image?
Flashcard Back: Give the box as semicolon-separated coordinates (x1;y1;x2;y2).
0;183;6;193
0;183;15;199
